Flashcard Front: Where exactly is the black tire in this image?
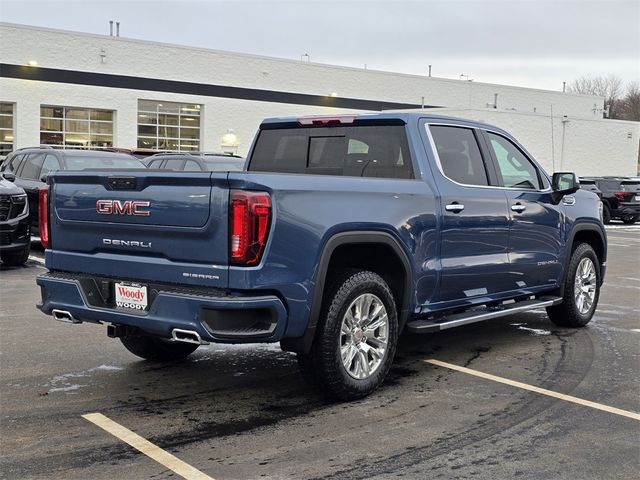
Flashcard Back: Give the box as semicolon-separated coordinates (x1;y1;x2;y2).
546;243;600;328
297;270;398;401
602;204;611;224
120;332;199;361
1;242;31;266
621;215;637;225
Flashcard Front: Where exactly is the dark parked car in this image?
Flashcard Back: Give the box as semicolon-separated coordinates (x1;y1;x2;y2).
146;152;245;172
581;176;640;224
0;147;145;235
0;172;30;266
579;179;602;199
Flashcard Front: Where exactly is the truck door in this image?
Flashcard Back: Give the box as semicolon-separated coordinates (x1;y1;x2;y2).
482;131;564;289
425;124;513;306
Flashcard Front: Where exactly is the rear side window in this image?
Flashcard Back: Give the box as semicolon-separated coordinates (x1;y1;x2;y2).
41;154;61;177
249;125;414;179
19;153;45;179
147;159;164;168
487;133;541;190
164;159;185;170
429;126;488;186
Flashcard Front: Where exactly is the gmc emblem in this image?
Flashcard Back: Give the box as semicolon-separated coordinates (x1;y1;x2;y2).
96;200;151;216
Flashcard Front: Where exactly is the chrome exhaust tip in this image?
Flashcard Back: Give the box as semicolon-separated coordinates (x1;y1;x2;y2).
171;328;208;345
52;309;81;324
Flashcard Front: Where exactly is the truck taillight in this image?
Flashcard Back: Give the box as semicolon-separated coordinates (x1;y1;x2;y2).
39;186;50;248
229;190;271;266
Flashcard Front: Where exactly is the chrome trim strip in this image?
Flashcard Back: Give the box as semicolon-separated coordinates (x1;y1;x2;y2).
424;122;552;193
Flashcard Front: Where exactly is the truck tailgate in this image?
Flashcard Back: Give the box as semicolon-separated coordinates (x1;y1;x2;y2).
47;171;229;289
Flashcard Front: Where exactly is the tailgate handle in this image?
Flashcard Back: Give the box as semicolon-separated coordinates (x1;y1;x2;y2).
108;176;137;190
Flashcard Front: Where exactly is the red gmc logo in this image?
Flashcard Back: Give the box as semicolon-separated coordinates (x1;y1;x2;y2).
96;200;151;216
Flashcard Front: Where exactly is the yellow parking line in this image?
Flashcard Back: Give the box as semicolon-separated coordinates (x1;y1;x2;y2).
83;413;214;480
425;359;640;421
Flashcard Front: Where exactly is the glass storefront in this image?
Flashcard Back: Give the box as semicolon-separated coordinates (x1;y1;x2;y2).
137;100;201;151
0;103;15;156
40;106;114;149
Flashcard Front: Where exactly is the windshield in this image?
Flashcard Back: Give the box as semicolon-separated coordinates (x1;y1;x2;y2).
65;156;145;170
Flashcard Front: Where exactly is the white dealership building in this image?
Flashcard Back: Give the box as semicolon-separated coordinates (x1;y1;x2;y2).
1;22;638;175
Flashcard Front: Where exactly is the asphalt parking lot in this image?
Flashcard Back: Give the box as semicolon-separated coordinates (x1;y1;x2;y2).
1;225;639;480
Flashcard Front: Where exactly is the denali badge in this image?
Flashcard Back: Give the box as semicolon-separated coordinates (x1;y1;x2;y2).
96;200;150;216
103;239;152;248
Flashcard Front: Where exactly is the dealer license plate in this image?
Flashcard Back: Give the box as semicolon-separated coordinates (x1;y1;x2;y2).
115;282;148;311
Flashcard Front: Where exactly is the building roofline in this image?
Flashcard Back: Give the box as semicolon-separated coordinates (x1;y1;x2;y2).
0;21;605;101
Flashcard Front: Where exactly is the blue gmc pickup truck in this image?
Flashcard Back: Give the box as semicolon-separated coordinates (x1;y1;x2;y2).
36;112;606;400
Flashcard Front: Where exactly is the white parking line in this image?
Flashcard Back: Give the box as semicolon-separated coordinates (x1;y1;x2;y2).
28;255;45;265
83;413;214;480
425;359;640;421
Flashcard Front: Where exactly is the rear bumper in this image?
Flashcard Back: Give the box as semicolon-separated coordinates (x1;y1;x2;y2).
613;203;640;217
36;271;288;343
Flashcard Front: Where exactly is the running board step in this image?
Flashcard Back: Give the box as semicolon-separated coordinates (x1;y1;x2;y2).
406;296;563;334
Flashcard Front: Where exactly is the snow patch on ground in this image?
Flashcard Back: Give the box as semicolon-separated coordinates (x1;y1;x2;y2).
46;365;123;394
510;323;552;336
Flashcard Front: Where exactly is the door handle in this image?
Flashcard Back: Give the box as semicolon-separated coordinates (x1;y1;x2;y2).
511;204;526;213
445;203;465;213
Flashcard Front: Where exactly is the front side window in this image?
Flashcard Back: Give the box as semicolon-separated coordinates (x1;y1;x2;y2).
40;106;114;149
137;100;201;152
487;133;541;190
429;125;488;186
184;160;201;171
249;125;414;179
19;153;45;179
0;102;15;156
5;153;25;173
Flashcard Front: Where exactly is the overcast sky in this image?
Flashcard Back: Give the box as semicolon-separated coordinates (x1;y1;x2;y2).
1;0;638;91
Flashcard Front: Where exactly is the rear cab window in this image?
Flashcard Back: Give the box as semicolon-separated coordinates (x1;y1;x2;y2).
428;125;489;186
249;123;414;179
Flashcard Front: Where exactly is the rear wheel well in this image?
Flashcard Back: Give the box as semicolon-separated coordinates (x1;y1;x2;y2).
325;243;407;324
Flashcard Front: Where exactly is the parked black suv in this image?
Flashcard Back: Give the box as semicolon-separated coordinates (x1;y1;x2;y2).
0;147;145;235
579;179;602;199
581;177;640;224
146;152;245;172
0;172;30;266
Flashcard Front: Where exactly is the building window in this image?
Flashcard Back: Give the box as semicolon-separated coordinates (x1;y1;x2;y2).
0;103;15;156
137;100;201;151
40;106;114;149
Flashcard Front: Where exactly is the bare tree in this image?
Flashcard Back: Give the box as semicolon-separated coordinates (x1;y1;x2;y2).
619;81;640;121
568;75;624;118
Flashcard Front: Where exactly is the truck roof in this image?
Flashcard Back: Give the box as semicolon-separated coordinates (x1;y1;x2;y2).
260;111;509;135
